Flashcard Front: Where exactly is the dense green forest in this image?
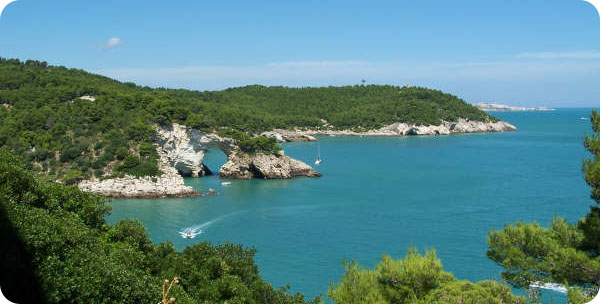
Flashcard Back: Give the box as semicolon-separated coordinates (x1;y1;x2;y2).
0;151;321;304
0;58;497;182
3;123;600;304
2;57;600;303
0;151;529;304
328;249;525;304
0;149;578;304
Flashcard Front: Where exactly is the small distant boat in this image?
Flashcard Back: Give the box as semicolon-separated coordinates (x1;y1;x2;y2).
179;228;198;239
221;181;232;186
580;117;589;120
314;142;323;165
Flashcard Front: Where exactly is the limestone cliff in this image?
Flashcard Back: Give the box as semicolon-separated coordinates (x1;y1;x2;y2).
78;123;321;198
262;118;516;140
220;150;321;179
261;129;317;143
156;124;236;177
158;124;320;180
77;146;198;198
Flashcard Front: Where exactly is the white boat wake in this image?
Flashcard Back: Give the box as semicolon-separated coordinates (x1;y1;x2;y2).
178;227;202;239
529;282;568;294
179;211;244;239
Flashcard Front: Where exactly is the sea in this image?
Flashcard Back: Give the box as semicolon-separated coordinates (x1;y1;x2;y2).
107;108;596;302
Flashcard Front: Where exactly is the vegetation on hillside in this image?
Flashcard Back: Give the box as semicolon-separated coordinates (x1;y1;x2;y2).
4;57;600;303
0;150;321;304
328;248;525;304
487;110;600;303
0;58;496;180
1;147;532;304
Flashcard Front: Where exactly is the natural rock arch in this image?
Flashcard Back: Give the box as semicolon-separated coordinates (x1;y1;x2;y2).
156;124;321;180
156;124;236;177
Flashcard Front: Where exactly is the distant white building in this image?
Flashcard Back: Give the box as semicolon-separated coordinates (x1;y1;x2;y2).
79;95;96;101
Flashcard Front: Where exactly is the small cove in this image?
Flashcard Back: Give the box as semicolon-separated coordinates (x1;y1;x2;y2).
108;109;594;301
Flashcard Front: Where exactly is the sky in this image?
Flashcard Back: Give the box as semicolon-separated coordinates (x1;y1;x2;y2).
0;0;599;107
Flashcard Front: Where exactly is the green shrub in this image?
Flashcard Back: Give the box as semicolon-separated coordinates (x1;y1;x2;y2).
117;155;161;177
329;248;525;304
91;160;106;169
139;142;157;159
62;168;83;185
238;136;281;155
93;168;103;178
100;150;115;162
93;141;104;150
33;148;49;161
115;147;129;160
60;147;81;162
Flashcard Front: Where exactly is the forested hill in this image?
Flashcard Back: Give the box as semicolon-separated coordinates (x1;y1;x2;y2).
0;58;497;182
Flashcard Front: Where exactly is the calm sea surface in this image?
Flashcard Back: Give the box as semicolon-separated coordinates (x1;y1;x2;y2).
108;108;596;301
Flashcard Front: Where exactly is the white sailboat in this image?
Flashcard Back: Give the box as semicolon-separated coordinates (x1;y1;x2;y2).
314;142;322;165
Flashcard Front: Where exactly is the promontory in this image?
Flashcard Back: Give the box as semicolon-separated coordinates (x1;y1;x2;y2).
0;58;515;197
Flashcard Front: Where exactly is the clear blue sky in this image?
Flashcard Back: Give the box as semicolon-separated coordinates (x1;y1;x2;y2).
1;0;599;107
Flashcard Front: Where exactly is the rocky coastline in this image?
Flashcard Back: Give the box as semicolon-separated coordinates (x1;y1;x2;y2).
262;119;516;142
78;123;321;198
78;146;200;198
220;150;321;179
78;119;514;198
474;102;554;112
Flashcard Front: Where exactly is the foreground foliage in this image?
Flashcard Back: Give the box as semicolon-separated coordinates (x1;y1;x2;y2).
0;151;320;304
487;110;600;303
328;248;525;304
0;58;496;179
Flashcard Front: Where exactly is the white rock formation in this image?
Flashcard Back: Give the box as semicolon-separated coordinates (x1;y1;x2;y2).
261;129;317;142
265;118;516;139
474;102;555;112
79;123;322;197
78;146;198;198
220;150;321;179
156;124;320;180
156;124;236;177
78;95;96;101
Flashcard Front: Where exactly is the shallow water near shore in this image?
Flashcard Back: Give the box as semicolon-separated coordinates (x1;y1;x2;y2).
108;108;595;302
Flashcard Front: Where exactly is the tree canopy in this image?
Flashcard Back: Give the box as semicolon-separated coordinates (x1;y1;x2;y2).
0;150;321;304
0;58;497;180
328;248;525;304
487;110;600;303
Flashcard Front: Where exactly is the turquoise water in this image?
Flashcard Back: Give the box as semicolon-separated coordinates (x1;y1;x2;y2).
107;108;595;301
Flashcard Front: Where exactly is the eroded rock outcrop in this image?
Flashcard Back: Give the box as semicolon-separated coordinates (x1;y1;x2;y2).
376;119;517;136
78;123;322;197
220;150;322;179
158;124;320;180
78;146;198;198
261;129;317;143
156;124;236;177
